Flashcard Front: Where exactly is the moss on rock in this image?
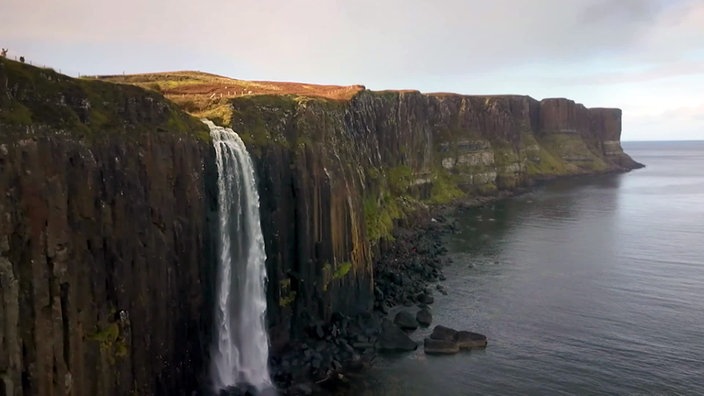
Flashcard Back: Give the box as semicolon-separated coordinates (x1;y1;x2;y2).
0;58;209;141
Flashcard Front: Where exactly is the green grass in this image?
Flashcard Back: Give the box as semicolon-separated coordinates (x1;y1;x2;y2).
0;58;209;140
89;322;128;361
333;261;352;280
427;169;464;204
537;132;608;173
363;192;404;242
279;291;297;307
278;278;297;307
387;165;413;195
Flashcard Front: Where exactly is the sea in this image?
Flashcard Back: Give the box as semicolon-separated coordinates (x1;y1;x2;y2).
355;141;704;395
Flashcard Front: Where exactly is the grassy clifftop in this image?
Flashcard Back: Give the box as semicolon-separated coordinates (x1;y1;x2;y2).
0;59;208;140
98;71;365;126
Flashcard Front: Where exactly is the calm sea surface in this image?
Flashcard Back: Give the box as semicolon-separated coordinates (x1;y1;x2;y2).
356;141;704;395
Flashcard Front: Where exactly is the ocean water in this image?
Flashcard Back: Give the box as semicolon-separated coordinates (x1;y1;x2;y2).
356;141;704;395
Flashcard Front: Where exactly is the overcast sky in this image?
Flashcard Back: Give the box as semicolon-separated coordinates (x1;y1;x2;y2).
2;0;703;140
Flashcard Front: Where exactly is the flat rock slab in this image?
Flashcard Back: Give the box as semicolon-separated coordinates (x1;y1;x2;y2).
429;325;457;341
430;325;488;350
456;330;488;349
424;337;459;354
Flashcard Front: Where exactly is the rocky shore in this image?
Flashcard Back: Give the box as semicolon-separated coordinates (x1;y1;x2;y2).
264;214;446;394
268;194;508;395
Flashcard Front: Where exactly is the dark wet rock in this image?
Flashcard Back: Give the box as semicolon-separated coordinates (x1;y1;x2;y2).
219;383;270;396
352;342;374;351
317;371;352;393
416;308;432;327
394;311;419;331
345;354;365;372
417;292;435;305
426;325;488;352
314;323;325;339
430;325;458;341
377;320;418;352
456;331;488;349
374;286;384;301
288;383;314;396
424;337;459;354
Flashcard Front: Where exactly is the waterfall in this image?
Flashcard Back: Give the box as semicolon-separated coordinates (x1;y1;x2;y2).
206;120;273;392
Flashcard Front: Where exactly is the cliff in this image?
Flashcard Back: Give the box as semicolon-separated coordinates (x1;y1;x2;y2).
224;90;642;350
1;61;642;395
0;59;216;395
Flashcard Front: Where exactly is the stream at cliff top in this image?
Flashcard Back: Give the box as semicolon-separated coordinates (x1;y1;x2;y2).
206;120;273;393
355;141;704;395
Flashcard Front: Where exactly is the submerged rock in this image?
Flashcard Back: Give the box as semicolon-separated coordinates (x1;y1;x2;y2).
456;331;488;349
424;337;459;354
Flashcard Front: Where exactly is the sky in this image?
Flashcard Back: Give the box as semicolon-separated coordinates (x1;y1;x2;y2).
1;0;703;141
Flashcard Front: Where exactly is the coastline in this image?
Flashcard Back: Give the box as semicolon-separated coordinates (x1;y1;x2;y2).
268;195;503;395
268;165;646;395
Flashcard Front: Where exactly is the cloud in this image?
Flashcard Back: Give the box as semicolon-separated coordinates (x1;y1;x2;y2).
579;0;662;25
1;0;702;140
1;0;696;82
541;60;704;86
660;105;704;121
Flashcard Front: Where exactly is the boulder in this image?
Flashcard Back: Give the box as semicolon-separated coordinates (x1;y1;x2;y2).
288;383;314;396
456;331;487;349
429;325;457;341
424;337;459;354
416;308;432;327
377;320;418;352
416;292;434;305
394;311;418;331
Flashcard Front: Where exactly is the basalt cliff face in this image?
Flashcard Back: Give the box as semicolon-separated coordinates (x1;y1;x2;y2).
0;61;641;395
229;91;642;350
0;59;216;396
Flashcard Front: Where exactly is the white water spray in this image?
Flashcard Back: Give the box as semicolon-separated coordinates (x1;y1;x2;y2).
206;120;272;392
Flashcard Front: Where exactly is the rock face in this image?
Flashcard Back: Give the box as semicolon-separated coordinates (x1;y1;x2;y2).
0;59;643;394
424;337;460;354
229;91;642;353
455;331;488;349
0;59;215;396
